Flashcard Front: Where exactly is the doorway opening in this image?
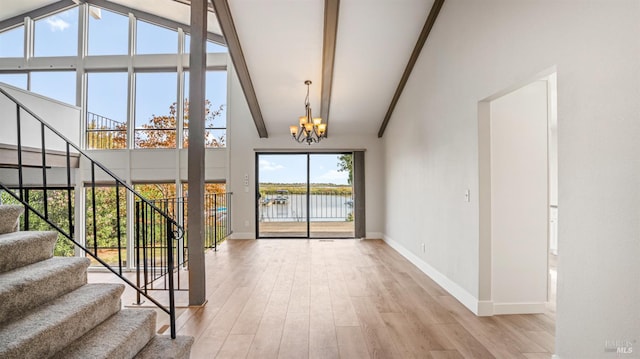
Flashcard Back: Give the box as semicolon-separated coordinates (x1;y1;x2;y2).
256;153;355;239
478;72;558;315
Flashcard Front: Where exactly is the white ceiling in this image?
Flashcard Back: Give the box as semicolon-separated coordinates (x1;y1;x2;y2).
228;0;435;136
0;0;58;21
0;0;436;137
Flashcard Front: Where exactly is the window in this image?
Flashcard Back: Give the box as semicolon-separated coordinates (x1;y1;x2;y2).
85;185;127;266
87;72;128;149
136;20;177;54
31;71;76;105
0;26;24;58
1;187;75;257
134;183;177;200
34;8;79;57
184;34;228;53
183;71;227;148
135;72;177;148
88;7;128;56
0;73;28;89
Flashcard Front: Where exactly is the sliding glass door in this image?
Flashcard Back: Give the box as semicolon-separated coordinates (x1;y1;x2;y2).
256;153;354;239
309;154;354;238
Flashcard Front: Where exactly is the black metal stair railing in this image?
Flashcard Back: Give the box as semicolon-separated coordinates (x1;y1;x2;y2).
131;192;232;307
0;86;182;339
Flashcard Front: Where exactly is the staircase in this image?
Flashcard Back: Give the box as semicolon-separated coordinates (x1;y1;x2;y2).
0;205;193;359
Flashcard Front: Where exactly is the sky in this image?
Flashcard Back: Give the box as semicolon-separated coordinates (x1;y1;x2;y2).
258;154;350;185
0;6;228;131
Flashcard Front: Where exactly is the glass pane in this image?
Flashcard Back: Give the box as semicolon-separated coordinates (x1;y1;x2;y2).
183;71;227;148
87;72;128;149
34;7;79;57
184;35;228;53
136;20;177;54
206;71;227;129
309;154;354;238
135;72;177;148
88;7;128;56
0;26;24;57
1;188;75;257
0;73;28;89
207;41;228;53
31;71;76;105
134;183;176;200
85;185;127;266
258;154;308;238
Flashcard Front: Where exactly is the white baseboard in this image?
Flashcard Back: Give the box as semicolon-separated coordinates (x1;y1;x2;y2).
382;234;480;315
493;302;547;315
229;232;255;240
477;301;494;316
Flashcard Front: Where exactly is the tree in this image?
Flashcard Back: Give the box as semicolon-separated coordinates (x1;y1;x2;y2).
135;99;225;148
86;120;127;149
337;154;353;185
1;188;76;257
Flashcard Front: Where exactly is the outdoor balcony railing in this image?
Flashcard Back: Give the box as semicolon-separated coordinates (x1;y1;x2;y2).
258;191;353;222
86;112;127;150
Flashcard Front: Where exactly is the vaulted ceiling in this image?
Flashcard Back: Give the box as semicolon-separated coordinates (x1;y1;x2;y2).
0;0;444;138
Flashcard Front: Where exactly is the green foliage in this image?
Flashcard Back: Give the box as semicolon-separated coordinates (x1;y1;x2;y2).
1;189;75;257
337;154;353;185
85;186;127;253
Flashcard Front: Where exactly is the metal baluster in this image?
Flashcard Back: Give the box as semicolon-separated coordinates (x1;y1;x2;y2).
16;105;23;202
91;163;97;255
66;143;73;238
166;219;176;339
116;182;123;275
135;202;143;305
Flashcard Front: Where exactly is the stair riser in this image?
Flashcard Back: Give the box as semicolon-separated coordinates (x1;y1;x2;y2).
51;309;157;359
0;284;124;359
0;257;90;324
0;231;57;273
135;336;195;359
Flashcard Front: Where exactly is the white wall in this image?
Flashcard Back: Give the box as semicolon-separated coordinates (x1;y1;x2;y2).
382;1;640;357
85;148;227;184
0;83;81;153
227;64;385;239
489;80;548;314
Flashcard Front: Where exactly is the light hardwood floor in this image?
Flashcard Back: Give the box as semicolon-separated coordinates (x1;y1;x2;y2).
169;239;555;359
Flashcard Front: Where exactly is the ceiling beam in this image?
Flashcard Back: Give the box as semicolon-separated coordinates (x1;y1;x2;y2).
320;0;340;136
211;0;268;138
377;0;445;138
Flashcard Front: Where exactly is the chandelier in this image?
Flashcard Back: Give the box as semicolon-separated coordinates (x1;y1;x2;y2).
289;80;327;145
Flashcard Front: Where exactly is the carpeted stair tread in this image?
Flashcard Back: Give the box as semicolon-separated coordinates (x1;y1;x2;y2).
134;335;195;359
0;257;90;324
0;283;124;359
0;231;57;273
0;205;23;234
51;309;157;359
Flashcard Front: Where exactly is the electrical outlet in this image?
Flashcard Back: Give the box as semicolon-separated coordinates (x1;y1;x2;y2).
421;243;426;253
465;189;471;202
